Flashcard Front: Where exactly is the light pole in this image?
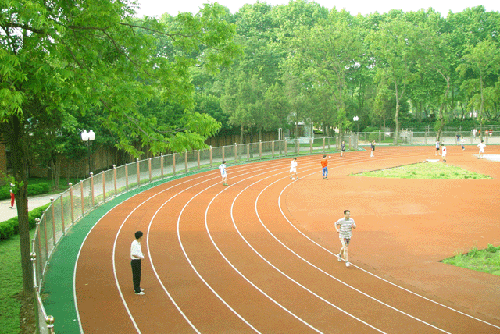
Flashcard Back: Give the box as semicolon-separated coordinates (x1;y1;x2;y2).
353;116;359;133
81;130;95;176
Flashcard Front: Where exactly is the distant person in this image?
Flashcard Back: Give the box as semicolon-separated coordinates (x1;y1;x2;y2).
442;144;447;162
321;155;329;179
435;141;440;156
341;141;346;157
370;140;376;157
9;189;15;209
335;210;356;267
219;161;228;186
477;140;486;159
130;231;145;295
290;157;298;180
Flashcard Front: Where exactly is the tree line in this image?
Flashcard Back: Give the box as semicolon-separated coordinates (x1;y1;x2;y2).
1;0;499;300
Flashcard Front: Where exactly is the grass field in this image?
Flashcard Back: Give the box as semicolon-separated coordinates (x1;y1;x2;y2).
354;161;492;179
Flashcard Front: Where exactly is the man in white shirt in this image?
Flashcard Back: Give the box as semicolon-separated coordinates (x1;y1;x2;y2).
335;210;356;267
290;158;298;180
219;161;228;186
441;144;447;162
477;140;486;158
130;231;145;295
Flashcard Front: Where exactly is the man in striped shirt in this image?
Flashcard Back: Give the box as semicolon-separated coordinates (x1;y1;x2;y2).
335;210;356;267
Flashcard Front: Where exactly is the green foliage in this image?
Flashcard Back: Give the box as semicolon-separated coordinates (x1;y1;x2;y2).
442;244;500;276
0;204;50;241
0;183;50;200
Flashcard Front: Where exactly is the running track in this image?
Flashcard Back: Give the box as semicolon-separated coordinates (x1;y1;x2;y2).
74;146;500;333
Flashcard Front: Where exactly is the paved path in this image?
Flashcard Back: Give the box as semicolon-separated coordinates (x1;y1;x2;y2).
0;194;58;221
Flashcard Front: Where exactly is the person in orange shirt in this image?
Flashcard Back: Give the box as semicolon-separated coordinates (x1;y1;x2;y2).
321;155;328;179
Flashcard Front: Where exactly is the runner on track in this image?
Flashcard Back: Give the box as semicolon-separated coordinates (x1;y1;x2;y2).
335;210;356;267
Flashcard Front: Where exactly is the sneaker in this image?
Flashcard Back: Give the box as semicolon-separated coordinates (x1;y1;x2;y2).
141;288;145;292
135;291;145;295
337;254;342;262
345;262;351;267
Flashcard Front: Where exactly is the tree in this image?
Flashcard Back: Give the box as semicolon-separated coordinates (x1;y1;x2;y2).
1;0;238;296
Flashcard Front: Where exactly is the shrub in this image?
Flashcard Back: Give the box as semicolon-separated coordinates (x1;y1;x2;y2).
0;203;50;241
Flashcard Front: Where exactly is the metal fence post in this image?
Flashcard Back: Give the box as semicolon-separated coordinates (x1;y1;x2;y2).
69;183;74;225
259;140;262;159
184;151;188;173
197;150;201;169
234;143;238;163
247;143;250;161
323;137;325;153
209;146;213;168
160;155;164;178
149;158;152;182
309;138;313;154
136;158;140;187
173;153;176;176
102;171;106;203
113;165;117;195
60;196;65;235
80;180;85;216
272;141;275;158
90;172;95;207
222;146;225;162
285;140;288;156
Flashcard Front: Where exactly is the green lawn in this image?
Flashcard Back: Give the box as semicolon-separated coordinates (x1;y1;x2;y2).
354;161;491;179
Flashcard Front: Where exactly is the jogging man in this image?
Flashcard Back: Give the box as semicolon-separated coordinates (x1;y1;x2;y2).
477;140;486;159
341;141;346;157
442;144;447;162
335;210;356;267
321;155;328;179
219;161;228;186
290;158;298;180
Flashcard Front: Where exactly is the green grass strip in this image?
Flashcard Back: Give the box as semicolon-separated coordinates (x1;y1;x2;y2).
354;162;491;179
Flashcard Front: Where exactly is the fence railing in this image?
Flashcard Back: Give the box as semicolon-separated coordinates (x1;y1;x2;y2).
32;135;365;333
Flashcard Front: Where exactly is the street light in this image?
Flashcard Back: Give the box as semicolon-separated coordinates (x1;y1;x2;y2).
353;116;359;133
81;130;95;176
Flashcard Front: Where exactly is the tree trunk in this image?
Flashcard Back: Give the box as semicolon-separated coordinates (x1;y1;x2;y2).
10;115;33;294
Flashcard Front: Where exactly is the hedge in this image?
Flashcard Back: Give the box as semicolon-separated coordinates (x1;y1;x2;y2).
0;183;50;201
0;203;51;241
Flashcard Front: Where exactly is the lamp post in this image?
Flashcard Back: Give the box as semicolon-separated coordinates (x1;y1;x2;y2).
353;116;359;133
81;130;95;176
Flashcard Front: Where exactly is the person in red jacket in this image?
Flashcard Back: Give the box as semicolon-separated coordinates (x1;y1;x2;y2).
9;189;15;209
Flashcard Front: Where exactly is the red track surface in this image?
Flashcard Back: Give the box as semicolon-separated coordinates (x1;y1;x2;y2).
75;146;500;333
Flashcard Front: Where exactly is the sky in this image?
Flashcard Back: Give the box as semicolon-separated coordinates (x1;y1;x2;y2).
134;0;499;18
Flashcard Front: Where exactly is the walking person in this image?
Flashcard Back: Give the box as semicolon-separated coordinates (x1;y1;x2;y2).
130;231;145;295
219;161;228;186
435;140;440;156
290;157;298;180
340;141;346;157
442;143;447;162
335;210;356;267
321;155;328;179
370;140;376;158
9;188;15;209
477;140;486;159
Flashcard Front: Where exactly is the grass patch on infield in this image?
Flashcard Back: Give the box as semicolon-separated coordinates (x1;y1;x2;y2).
354;162;491;179
442;244;500;276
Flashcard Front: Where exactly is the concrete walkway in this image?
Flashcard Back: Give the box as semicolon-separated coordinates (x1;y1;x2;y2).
0;194;57;221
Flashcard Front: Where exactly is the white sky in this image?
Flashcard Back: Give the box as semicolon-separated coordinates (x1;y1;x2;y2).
134;0;499;18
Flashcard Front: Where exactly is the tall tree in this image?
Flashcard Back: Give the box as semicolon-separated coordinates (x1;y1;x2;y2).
0;0;238;295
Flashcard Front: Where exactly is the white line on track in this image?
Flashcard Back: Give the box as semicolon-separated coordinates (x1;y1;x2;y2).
274;152;500;331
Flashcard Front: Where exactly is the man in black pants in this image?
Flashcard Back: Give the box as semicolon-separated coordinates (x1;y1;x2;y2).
130;231;145;295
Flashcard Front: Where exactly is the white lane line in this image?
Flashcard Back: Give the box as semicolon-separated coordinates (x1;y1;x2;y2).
276;153;500;331
173;167;281;333
203;167;324;333
253;174;450;333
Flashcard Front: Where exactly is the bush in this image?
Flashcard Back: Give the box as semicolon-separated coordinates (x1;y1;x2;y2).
0;182;50;200
0;203;50;241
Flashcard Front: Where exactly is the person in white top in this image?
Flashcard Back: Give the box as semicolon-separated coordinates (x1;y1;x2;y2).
219;161;228;186
290;158;298;180
477;140;486;158
441;144;447;162
335;210;356;267
130;231;145;295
